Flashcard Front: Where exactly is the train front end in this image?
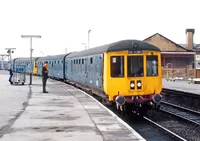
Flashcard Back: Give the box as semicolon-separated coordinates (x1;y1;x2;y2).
103;41;162;114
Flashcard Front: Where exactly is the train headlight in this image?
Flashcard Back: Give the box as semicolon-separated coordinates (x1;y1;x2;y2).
137;82;141;87
137;80;142;89
130;81;135;90
130;83;134;88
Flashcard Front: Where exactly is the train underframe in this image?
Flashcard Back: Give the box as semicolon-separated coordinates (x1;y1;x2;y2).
114;94;162;116
64;79;162;116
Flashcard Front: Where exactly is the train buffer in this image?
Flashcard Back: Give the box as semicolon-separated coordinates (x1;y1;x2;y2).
0;74;146;141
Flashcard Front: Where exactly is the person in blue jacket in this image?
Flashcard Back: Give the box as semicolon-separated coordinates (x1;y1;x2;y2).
8;69;13;85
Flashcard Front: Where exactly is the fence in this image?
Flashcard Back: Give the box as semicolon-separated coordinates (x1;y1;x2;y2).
162;67;194;81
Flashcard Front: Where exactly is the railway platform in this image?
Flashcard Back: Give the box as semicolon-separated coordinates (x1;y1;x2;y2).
0;70;145;141
162;78;200;94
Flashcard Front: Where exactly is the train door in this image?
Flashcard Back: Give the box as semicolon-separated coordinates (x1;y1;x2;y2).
84;57;88;85
80;58;84;83
95;54;103;90
64;59;67;80
88;56;94;87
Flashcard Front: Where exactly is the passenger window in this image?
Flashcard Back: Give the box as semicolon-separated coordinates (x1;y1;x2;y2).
90;58;93;64
82;59;84;64
146;55;158;76
127;56;143;77
110;56;124;77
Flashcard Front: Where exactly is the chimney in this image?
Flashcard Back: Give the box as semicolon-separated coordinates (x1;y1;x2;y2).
186;29;195;50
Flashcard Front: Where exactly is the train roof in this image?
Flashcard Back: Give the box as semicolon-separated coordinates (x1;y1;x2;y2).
37;54;71;61
67;40;160;58
14;57;40;61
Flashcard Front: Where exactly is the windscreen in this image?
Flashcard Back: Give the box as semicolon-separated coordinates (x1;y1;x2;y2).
127;56;143;77
110;56;124;77
146;55;158;76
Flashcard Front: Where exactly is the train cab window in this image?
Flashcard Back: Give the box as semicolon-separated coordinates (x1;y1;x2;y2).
110;56;124;77
127;56;143;77
146;55;158;76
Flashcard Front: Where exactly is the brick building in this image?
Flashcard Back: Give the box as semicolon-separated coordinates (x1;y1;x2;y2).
144;29;196;78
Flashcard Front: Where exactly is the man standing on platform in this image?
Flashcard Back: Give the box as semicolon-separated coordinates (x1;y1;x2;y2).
42;61;48;93
8;69;13;85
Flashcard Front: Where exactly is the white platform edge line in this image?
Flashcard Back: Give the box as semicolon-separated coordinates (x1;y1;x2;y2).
68;85;146;141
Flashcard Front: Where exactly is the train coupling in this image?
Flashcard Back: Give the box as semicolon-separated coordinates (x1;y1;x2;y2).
152;94;162;104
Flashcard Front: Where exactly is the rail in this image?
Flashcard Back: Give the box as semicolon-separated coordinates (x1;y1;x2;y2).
161;88;200;98
143;116;187;141
160;101;200;126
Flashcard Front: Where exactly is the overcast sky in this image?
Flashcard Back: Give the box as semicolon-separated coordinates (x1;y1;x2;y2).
0;0;200;59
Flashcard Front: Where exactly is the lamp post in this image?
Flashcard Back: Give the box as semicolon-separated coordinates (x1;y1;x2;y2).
21;35;41;85
5;48;16;70
81;43;87;50
88;29;91;49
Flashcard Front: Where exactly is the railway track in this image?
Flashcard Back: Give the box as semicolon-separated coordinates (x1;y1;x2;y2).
146;109;200;140
161;88;200;112
112;111;186;141
143;116;187;141
160;101;200;126
161;88;200;98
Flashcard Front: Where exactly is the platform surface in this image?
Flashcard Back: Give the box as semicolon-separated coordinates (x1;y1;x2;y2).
0;70;145;141
163;78;200;94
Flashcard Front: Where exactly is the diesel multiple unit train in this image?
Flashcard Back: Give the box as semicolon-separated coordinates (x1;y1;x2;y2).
12;40;162;115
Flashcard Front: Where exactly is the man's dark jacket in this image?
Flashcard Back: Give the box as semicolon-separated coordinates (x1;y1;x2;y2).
42;66;48;79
